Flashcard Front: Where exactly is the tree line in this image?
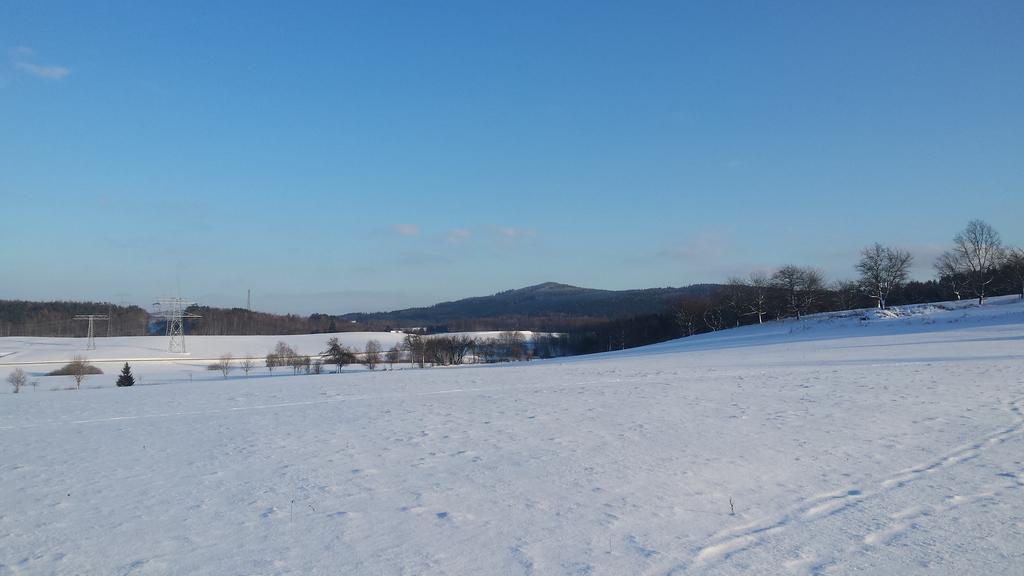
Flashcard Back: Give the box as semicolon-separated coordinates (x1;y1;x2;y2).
0;300;149;338
179;307;348;336
206;332;559;379
562;220;1023;355
319;332;551;370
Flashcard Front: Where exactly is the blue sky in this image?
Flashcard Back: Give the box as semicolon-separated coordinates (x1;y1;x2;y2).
2;1;1022;314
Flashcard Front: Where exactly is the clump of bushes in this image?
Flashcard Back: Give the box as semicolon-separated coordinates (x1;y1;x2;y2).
47;356;101;390
48;360;103;376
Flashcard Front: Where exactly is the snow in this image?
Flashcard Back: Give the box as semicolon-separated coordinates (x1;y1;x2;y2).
0;330;553;372
1;297;1023;574
0;332;409;368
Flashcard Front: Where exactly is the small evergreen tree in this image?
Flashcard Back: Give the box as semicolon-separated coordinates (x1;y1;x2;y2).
116;362;135;387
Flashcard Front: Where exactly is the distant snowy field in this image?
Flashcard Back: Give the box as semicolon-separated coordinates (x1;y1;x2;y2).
1;298;1022;574
0;330;552;385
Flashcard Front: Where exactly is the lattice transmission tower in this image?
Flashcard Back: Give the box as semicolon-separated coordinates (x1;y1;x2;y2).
152;298;201;353
74;314;109;350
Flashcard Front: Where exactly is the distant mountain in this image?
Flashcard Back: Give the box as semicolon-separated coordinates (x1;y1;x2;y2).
340;282;720;331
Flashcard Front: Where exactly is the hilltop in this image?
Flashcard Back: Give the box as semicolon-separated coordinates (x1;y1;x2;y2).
340;281;720;329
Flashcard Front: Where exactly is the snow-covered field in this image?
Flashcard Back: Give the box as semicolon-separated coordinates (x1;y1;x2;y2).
0;332;409;365
0;330;551;381
1;298;1023;574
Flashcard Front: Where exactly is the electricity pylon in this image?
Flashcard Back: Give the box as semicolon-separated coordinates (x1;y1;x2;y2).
74;314;109;350
152;298;201;353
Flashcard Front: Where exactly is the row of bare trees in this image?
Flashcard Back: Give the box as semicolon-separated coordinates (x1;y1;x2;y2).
650;219;1019;350
263;341;321;375
320;337;399;371
250;332;543;376
401;332;533;366
712;220;1018;330
710;265;827;329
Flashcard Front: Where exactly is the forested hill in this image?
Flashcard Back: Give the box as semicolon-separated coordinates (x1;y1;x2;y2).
339;282;721;331
0;300;150;337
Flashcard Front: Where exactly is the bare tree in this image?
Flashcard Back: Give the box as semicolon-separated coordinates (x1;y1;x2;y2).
218;353;233;379
264;341;296;373
240;358;254;376
951;219;1003;304
427;335;475;366
403;334;426;368
275;341;297;363
311;358;323;374
386;345;401;369
48;358;102;387
449;335;475;365
364;340;382;370
832;279;862;311
671;298;703;336
69;355;90;390
799;268;826;315
1003;248;1024;300
297;355;311;374
7;368;27;393
498;331;526;361
934;251;965;300
772;265;825;319
703;305;726;332
745;271;772;324
722;278;749;327
531;334;560;359
288;354;309;375
475;337;499;362
772;265;804;319
856;243;913;309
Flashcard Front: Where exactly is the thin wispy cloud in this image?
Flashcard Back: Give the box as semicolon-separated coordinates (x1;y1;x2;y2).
391;223;419;237
495;226;536;240
444;228;472;245
15;62;70;79
10;46;70;80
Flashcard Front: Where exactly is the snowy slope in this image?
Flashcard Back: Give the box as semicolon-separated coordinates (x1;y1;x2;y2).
0;298;1022;575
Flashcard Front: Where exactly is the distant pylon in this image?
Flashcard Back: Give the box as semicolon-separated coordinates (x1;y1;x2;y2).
74;314;110;350
152;298;201;353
